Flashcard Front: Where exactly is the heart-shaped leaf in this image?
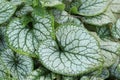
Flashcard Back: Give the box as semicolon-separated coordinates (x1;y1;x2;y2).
38;24;103;76
0;49;33;80
0;0;16;24
6;13;53;56
78;0;110;16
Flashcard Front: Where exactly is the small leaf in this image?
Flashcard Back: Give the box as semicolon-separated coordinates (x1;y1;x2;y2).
6;13;53;56
53;10;82;25
40;0;65;10
38;24;103;76
26;70;53;80
0;49;33;80
96;26;111;40
0;0;16;24
78;0;111;16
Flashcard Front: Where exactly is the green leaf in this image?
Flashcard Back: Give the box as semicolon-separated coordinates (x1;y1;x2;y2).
82;9;116;26
6;13;53;56
38;24;103;76
96;26;111;40
40;0;65;10
0;49;33;80
78;0;110;16
0;0;16;24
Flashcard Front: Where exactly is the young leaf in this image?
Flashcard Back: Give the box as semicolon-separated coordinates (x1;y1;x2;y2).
38;24;103;76
6;13;53;56
40;0;65;10
0;49;33;80
78;0;110;16
0;0;16;24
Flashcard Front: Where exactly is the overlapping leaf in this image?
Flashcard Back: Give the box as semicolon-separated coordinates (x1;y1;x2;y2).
6;13;53;56
82;9;116;26
0;0;16;24
38;24;103;76
78;0;110;16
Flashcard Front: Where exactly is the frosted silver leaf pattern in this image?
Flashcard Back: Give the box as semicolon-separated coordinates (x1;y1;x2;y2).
79;0;110;16
53;10;82;25
38;24;103;76
0;1;16;24
0;49;33;80
82;9;116;26
6;14;52;55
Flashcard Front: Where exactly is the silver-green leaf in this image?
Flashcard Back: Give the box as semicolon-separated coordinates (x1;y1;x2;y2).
38;24;103;76
0;49;33;80
0;0;16;24
78;0;110;16
6;13;53;56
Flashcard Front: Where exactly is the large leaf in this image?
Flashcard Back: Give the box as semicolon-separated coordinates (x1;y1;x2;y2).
78;0;110;16
6;13;53;56
0;0;16;24
82;9;116;26
0;49;33;80
38;24;103;76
